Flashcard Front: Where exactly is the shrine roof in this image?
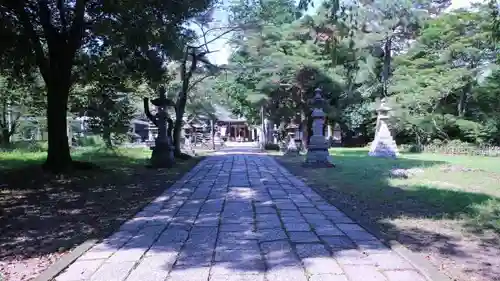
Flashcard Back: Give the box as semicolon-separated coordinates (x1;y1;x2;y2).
199;105;246;122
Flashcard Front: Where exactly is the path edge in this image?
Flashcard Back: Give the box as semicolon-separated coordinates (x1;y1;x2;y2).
33;239;98;281
32;156;208;281
271;155;453;281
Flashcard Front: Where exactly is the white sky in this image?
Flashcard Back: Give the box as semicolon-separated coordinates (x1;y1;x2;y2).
204;0;487;65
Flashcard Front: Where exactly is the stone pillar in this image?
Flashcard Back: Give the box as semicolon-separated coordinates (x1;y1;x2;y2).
369;99;398;158
332;123;342;147
273;124;278;144
303;88;335;167
326;124;333;148
264;120;273;144
263;118;269;145
295;127;303;151
326;124;333;138
148;126;154;141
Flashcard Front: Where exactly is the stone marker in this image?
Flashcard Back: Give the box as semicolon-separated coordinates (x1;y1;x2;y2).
143;86;175;168
369;98;398;158
303;88;335;167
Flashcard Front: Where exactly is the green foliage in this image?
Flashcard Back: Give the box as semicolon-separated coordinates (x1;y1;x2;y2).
215;0;499;148
390;5;498;144
402;139;500;157
0;0;499;158
0;73;45;147
85;91;137;148
75;135;105;148
0;0;215;170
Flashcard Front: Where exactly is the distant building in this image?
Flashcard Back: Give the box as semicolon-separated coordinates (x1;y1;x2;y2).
11;104;259;143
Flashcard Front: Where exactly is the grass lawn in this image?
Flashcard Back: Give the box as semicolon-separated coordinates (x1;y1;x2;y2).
274;148;500;281
0;147;206;281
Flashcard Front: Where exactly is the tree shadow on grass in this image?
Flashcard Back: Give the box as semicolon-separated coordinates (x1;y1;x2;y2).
274;151;500;281
0;148;203;266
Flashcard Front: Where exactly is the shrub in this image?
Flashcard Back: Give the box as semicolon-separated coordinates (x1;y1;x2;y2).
400;140;500;157
76;135;105;147
1;140;48;152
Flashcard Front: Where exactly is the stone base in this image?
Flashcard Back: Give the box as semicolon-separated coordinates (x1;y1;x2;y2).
368;150;397;158
149;142;175;168
303;135;334;167
302;159;335;168
368;140;398;158
303;149;334;168
369;120;398;158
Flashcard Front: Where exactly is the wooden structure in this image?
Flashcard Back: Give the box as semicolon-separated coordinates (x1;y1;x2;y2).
194;105;255;142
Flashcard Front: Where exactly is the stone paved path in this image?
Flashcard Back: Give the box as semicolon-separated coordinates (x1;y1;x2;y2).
55;144;428;281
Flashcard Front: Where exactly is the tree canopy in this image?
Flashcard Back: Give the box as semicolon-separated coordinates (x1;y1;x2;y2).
0;0;499;171
213;0;500;146
0;0;216;171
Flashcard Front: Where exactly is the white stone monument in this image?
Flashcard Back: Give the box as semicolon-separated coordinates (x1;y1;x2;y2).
369;99;398;158
332;123;342;147
273;124;278;144
303;88;335;167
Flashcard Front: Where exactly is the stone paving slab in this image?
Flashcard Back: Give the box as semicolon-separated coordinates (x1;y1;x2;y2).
55;146;430;281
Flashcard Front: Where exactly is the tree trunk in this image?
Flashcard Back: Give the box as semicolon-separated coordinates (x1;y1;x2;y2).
43;80;72;172
382;37;392;96
174;46;194;159
0;101;12;148
210;119;215;150
458;83;471;117
0;128;11;148
103;124;113;149
306;115;313;144
339;123;353;147
173;97;187;158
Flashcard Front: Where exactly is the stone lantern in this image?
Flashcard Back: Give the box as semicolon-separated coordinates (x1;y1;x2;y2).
303;88;335;167
368;98;398;158
284;123;299;156
143;86;175;168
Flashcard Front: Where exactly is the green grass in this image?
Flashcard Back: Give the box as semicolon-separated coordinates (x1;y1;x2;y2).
276;148;500;234
0;146;152;170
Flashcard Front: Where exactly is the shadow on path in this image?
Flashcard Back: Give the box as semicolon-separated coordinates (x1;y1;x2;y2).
56;150;434;281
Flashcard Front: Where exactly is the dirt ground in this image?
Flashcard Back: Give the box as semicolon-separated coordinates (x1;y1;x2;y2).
0;155;202;281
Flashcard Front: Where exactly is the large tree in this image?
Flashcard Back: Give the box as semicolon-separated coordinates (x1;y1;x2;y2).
220;0;500;147
0;0;214;172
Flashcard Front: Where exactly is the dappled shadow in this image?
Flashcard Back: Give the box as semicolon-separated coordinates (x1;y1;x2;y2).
56;151;431;281
274;151;500;281
0;148;202;276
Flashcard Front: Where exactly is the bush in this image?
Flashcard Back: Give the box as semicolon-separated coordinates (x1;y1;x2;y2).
75;135;105;147
400;139;500;157
264;143;280;151
407;144;423;153
1;140;48;152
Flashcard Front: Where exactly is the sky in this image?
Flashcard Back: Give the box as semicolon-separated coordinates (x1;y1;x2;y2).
203;0;487;65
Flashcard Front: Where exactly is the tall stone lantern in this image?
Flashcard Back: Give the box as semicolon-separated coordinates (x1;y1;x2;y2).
303;88;335;167
143;86;175;168
368;98;398;158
